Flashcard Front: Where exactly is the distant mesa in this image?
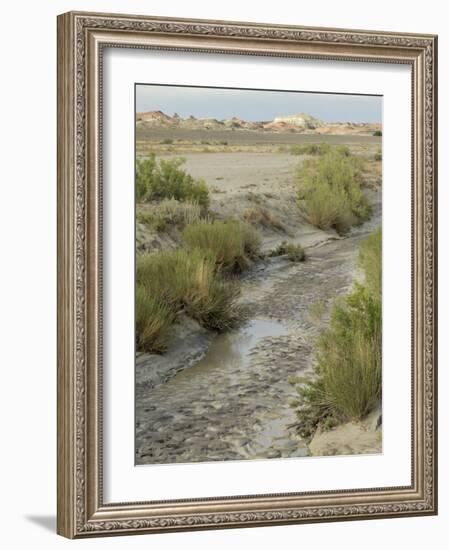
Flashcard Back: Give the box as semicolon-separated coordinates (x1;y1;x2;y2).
272;112;323;129
135;110;381;136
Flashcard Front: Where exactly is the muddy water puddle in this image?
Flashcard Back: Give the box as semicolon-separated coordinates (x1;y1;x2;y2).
172;319;288;385
135;318;310;464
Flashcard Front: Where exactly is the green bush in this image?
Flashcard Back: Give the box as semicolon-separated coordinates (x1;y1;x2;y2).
182;220;261;273
374;150;382;161
296;148;371;233
136;154;209;207
136;248;245;353
290;228;382;438
270;241;305;262
373;130;382;137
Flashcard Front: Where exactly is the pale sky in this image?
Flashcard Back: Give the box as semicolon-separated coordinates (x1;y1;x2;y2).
136;84;382;124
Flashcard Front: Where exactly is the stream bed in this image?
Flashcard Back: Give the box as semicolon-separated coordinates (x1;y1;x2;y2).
135;225;378;465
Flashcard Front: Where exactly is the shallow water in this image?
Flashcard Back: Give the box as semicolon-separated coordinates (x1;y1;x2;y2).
173;319;288;385
135;317;309;464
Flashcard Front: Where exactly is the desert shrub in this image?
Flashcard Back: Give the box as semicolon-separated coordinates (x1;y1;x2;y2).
290;143;351;157
183;220;261;273
137;199;202;232
270;241;305;262
136;154;209;207
374;150;382;161
136;286;175;353
161;138;174;144
136;248;244;353
291;228;382;438
242;207;285;232
373;130;382;136
299;180;355;233
290;142;332;156
296;148;371;233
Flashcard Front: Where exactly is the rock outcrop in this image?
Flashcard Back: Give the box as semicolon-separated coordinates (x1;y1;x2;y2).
136;110;381;136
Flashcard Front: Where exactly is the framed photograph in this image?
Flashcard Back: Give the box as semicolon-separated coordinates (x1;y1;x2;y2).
57;11;438;538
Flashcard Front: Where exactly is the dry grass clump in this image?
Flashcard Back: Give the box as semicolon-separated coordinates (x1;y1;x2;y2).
136;287;175;353
136;248;245;353
291;227;382;438
137;199;202;232
183;220;261;273
136;218;264;352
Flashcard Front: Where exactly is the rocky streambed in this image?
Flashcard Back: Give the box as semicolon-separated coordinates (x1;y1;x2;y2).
135;218;381;465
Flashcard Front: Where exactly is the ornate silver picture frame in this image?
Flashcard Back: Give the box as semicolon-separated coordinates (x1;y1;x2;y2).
57;11;437;538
